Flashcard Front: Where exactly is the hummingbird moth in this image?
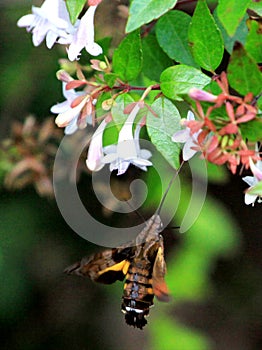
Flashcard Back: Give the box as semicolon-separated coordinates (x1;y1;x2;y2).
65;171;181;329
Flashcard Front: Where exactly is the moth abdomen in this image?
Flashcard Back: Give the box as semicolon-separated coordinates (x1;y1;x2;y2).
121;261;155;329
124;279;154;301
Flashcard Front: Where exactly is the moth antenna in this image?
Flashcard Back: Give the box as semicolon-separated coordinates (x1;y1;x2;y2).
156;160;185;216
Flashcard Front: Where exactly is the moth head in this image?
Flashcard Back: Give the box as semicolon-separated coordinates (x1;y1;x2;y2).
152;214;163;233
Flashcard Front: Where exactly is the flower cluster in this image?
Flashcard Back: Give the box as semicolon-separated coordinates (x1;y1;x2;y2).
16;2;262;205
17;0;102;61
86;101;152;175
173;73;260;175
50;66;153;176
50;70;97;134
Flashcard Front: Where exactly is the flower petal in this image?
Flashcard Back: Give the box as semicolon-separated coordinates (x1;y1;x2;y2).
187;110;196;121
140;149;152;160
17;14;35;27
102;153;118;164
46;30;58;48
132;158;152;166
55;97;87;127
86;120;107;171
67;5;102;61
242;176;255;187
250;158;262;181
85;42;103;56
244;193;257;205
117;140;137;159
117;161;130;175
64;116;78;135
50;100;70;114
118;103;140;142
32;23;49;46
172;129;190;143
183;139;197;161
103;144;117;155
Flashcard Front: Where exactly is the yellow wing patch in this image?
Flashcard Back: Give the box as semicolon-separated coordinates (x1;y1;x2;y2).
98;259;130;276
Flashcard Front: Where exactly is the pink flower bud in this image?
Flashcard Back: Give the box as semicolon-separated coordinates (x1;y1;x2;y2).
189;88;217;102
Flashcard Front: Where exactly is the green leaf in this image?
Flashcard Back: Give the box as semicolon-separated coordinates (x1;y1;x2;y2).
227;43;262;96
248;1;262;16
112;30;142;82
150;317;211;350
126;0;178;33
172;188;240;269
217;0;251;37
104;73;118;88
146;97;181;169
167;249;212;300
141;34;173;81
214;10;248;54
156;10;197;67
188;0;224;72
258;96;262;110
245;20;262;63
103;122;118;147
240;119;262;142
111;94;134;130
66;0;86;24
160;65;211;100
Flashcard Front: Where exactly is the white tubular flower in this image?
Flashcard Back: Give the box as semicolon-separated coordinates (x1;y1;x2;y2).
103;103;152;175
86;119;108;172
172;111;200;161
51;83;90;134
67;5;103;61
17;0;76;49
242;152;262;206
133;123;152;171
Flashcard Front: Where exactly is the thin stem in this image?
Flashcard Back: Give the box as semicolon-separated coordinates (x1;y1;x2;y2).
156;160;185;216
114;83;160;92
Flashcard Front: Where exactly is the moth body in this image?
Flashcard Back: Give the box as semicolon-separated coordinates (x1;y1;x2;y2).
65;214;170;329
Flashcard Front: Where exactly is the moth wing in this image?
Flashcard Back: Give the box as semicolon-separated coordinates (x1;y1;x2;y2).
152;237;170;302
64;245;135;284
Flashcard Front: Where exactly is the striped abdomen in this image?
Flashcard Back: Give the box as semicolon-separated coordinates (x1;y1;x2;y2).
121;259;154;329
